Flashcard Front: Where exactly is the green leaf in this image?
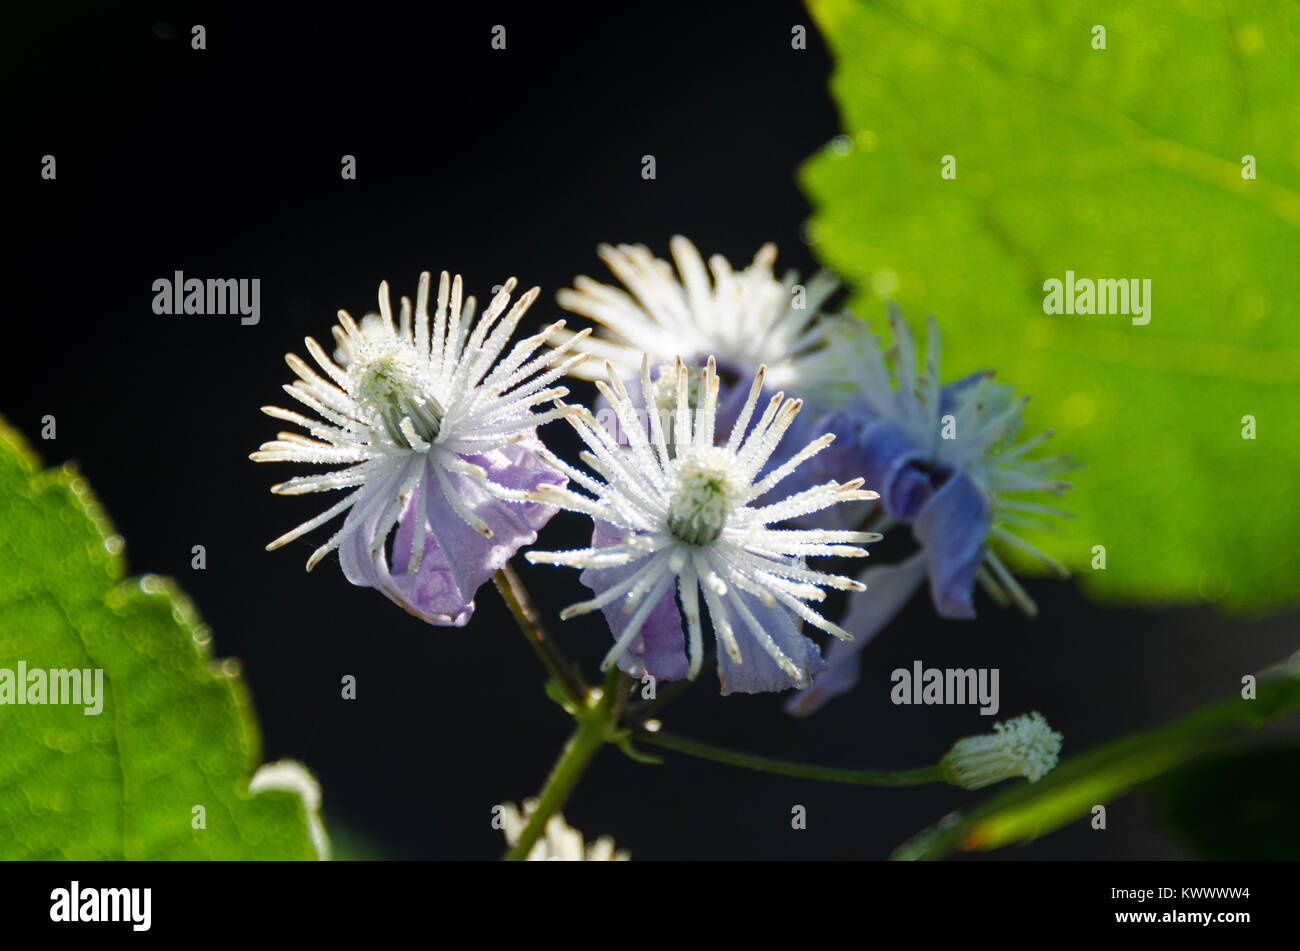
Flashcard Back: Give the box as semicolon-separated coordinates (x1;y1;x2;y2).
0;418;323;859
892;654;1300;859
802;0;1300;610
1151;746;1300;860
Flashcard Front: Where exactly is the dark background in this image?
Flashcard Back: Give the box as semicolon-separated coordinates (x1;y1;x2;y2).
5;1;1297;860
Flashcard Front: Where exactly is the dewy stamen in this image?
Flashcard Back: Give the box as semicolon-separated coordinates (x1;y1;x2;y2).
651;361;704;414
667;452;736;545
650;362;704;458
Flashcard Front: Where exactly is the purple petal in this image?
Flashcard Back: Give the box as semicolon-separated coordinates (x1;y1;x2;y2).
784;553;926;716
580;524;689;681
470;442;569;531
340;484;475;626
912;469;990;618
422;446;564;603
341;443;563;626
823;413;932;521
715;591;825;696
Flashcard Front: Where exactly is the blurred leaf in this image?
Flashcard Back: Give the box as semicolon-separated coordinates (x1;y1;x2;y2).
802;0;1300;610
893;655;1300;859
1151;746;1300;859
0;418;322;859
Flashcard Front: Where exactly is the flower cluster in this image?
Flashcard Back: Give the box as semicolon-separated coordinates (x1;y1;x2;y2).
250;241;1075;861
254;240;1073;709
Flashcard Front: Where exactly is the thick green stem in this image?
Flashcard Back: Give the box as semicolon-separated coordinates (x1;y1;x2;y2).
638;730;946;786
493;563;586;707
503;666;624;860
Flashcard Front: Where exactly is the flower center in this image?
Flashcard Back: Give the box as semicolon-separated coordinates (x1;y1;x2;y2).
666;450;739;545
350;343;441;448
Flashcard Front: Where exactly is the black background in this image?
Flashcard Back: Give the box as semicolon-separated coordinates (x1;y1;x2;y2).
5;1;1298;860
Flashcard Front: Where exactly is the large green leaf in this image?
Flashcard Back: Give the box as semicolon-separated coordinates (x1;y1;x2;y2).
802;0;1300;610
0;419;323;859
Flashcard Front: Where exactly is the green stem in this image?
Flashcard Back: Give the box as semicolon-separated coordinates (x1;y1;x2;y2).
503;666;624;861
493;563;586;707
638;730;945;786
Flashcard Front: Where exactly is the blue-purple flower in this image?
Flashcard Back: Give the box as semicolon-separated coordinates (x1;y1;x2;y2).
526;357;880;694
252;270;586;625
787;308;1077;714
